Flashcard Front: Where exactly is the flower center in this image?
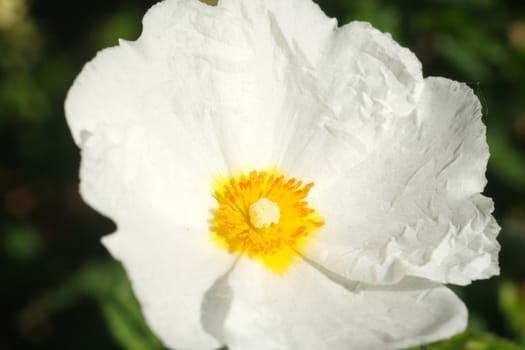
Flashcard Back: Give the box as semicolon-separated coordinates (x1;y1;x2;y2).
210;169;324;274
249;198;280;229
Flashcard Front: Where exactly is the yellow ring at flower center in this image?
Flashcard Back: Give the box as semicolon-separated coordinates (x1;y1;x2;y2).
210;169;324;274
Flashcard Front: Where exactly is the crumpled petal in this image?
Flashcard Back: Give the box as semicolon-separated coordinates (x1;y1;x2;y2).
103;219;236;350
207;257;466;350
139;0;339;172
280;20;424;175
301;77;500;285
65;0;236;223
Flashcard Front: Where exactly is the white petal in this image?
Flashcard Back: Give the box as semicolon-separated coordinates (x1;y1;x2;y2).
303;77;500;285
209;0;338;170
280;21;424;175
103;219;236;350
140;0;338;172
211;258;466;350
221;0;336;65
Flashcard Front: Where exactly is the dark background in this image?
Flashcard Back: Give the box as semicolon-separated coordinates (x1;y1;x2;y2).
1;0;525;348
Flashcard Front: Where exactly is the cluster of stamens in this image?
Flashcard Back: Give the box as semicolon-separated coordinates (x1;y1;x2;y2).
210;170;324;273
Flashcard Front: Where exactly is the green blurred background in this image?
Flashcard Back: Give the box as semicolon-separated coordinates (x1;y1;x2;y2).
1;0;525;349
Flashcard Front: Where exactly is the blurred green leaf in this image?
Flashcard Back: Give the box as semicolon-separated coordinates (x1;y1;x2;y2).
2;224;42;260
78;261;163;349
91;10;143;50
408;331;524;349
21;260;163;349
100;299;163;350
435;34;490;81
349;2;400;37
487;126;525;191
0;71;50;122
499;281;525;340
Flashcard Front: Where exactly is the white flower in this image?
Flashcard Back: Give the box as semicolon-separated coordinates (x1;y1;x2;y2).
65;0;500;349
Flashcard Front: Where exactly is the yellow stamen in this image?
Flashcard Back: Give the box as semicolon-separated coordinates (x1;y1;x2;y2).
210;169;324;274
